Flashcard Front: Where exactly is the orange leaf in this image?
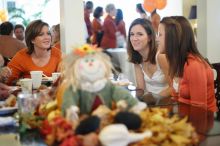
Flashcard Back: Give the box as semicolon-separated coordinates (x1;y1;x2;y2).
156;0;167;10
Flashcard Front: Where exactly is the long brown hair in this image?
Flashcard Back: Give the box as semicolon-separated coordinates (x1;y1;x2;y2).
173;16;205;60
160;17;182;79
127;18;157;64
172;16;208;78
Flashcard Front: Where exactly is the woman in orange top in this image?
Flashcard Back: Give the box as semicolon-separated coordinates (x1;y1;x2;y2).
157;16;217;112
7;20;62;85
91;6;103;47
100;4;117;49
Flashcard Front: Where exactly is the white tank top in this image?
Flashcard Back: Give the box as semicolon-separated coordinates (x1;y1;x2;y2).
140;53;168;94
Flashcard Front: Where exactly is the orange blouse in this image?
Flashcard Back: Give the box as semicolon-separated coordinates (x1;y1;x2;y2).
91;18;103;45
53;42;61;50
176;54;217;112
7;47;61;84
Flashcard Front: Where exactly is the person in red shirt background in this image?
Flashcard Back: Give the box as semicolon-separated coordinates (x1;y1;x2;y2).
100;4;117;49
84;1;94;43
91;6;104;47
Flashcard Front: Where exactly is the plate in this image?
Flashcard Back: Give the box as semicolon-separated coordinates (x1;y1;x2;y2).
0;107;17;115
42;77;53;82
111;80;132;86
0;102;18;115
0;117;16;126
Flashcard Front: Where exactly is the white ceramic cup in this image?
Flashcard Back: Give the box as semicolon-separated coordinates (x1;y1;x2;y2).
20;78;32;93
30;71;43;89
52;72;61;82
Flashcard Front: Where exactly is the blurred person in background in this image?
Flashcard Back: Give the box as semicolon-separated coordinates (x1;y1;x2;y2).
100;4;117;49
91;6;104;47
51;24;61;50
150;10;161;35
136;3;148;19
84;1;94;43
14;24;25;44
0;21;26;62
115;9;126;48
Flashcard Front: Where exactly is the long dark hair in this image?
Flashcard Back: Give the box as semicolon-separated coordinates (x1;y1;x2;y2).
93;6;103;19
127;18;157;64
160;17;182;79
171;16;207;78
115;9;123;25
136;3;146;14
0;21;13;35
172;16;204;59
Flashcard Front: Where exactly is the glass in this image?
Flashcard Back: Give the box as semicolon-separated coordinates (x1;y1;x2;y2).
17;93;39;117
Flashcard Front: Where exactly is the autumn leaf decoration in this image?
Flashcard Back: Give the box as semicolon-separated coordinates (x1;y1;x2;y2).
73;44;102;57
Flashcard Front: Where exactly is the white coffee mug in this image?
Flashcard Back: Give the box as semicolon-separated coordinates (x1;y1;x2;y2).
30;71;43;89
20;78;32;93
52;72;61;83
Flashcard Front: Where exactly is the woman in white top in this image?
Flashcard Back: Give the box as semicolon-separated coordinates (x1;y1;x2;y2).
127;18;170;97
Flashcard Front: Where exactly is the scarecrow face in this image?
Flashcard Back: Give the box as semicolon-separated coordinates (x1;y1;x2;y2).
77;55;106;82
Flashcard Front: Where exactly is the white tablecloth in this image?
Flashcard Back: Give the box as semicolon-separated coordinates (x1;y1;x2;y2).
106;48;136;84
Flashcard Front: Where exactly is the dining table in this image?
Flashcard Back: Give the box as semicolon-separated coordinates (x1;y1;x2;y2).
0;89;220;146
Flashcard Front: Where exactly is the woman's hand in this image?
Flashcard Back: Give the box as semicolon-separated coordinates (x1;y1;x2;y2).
0;67;11;82
0;83;10;98
0;54;4;67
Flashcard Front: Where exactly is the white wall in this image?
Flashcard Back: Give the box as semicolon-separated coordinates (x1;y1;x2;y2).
1;0;60;26
207;0;220;63
60;0;86;53
41;0;60;26
157;0;183;18
0;0;7;9
197;0;220;63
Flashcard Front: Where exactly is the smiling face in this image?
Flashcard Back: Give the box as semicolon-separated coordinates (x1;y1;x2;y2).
129;24;150;53
32;26;51;50
77;55;106;82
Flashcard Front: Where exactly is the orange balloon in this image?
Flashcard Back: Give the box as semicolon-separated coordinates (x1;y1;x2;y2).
156;0;167;10
143;0;156;13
